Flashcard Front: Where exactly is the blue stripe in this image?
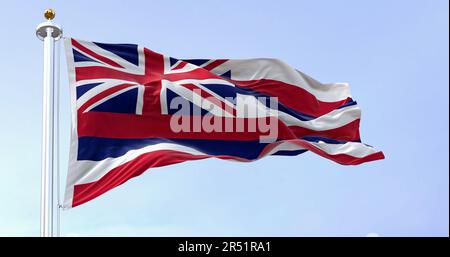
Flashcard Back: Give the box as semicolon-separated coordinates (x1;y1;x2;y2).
77;136;360;161
338;98;357;109
272;149;308;156
234;86;317;121
302;136;348;144
200;83;237;99
78;137;271;161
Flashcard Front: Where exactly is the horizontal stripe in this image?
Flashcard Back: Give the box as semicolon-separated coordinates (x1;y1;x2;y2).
71;150;211;207
68;139;383;207
77;112;360;142
164;68;350;118
288;119;360;142
209;59;351;102
75;66;146;83
233;79;351;117
69;135;381;189
77;103;360;136
78;137;269;161
232;84;318;121
257;139;384;163
272;149;307;156
302;136;352;144
163;78;328;121
278;105;360;130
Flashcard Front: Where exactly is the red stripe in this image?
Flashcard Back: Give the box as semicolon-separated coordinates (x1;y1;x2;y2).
78;113;295;141
77;112;360;142
143;48;165;83
202;59;228;71
72;39;124;69
232;79;350;117
75;66;145;83
164;71;349;118
141;48;165;115
142;80;163;115
288;119;361;142
172;61;188;70
292;140;385;165
163;67;224;81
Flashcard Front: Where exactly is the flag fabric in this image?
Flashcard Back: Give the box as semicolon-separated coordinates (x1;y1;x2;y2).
63;38;384;208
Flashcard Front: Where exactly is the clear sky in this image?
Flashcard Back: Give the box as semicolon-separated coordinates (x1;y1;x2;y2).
0;0;448;236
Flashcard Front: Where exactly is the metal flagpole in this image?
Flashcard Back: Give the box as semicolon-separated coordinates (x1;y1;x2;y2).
36;9;62;237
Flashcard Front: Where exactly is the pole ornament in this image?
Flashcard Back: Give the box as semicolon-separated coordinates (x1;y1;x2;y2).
44;9;56;20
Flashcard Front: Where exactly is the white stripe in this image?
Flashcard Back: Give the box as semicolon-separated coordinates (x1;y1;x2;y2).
160;80;168;114
136;85;145;115
68;143;207;186
234;93;360;131
265;141;306;156
171;78;235;87
209;59;351;102
279;105;360;131
307;140;379;158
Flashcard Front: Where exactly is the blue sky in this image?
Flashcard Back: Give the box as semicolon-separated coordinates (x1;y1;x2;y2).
0;0;448;236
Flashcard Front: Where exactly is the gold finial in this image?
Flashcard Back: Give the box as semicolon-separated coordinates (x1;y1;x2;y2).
44;8;56;20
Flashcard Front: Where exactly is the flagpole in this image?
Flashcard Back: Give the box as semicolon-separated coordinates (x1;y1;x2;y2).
36;9;62;237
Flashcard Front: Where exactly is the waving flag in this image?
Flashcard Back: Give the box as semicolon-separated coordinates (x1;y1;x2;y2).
63;38;384;208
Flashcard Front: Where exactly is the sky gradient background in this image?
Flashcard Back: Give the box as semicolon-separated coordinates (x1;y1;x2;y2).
0;0;448;236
